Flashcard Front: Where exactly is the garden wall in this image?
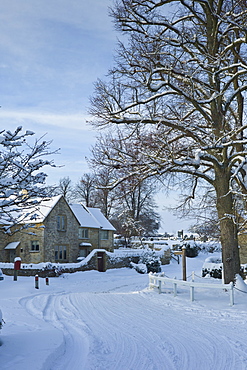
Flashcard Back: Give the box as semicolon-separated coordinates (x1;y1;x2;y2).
1;248;170;277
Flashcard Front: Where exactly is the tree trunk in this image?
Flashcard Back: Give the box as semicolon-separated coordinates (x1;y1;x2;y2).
215;169;240;284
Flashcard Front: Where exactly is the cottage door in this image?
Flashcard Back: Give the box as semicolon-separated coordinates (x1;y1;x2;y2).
97;252;105;272
9;250;16;262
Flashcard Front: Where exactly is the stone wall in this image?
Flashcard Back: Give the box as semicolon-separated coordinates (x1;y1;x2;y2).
2;248;170;277
0;231;10;262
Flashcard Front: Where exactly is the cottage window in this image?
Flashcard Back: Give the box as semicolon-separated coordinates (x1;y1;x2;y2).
79;228;89;239
100;230;109;240
57;215;66;231
55;245;67;261
31;240;39;251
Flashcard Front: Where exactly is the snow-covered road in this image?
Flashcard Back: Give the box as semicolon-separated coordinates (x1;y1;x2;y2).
1;254;247;370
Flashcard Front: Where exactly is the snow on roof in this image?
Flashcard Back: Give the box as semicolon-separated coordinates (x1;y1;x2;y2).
88;207;116;231
20;195;63;223
70;204;115;231
69;204;100;229
5;241;20;250
79;242;92;247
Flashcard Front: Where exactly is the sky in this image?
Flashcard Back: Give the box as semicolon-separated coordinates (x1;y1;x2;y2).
0;0;192;233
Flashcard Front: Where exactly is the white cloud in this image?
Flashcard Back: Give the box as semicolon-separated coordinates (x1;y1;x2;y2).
0;0;114;184
0;110;92;130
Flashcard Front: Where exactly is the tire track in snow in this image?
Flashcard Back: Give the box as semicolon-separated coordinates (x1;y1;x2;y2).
20;288;247;370
46;292;239;370
20;293;90;369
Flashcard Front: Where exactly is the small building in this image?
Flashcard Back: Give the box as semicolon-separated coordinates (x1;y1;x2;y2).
70;203;115;259
0;195;80;263
0;196;115;264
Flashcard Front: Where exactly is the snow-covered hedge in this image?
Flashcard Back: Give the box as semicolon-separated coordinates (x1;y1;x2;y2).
130;250;161;274
202;256;247;279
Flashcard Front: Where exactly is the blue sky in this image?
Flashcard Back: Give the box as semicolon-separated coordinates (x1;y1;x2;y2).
0;0;116;183
0;0;192;232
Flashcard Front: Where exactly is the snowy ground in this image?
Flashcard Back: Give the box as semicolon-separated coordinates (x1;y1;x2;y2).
1;252;247;370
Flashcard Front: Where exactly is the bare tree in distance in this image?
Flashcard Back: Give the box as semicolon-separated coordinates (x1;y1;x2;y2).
89;131;161;235
53;176;74;202
93;168;118;218
73;171;117;215
73;173;97;207
90;0;247;283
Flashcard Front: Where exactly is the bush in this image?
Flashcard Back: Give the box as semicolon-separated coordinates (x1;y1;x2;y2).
131;250;161;273
139;251;161;273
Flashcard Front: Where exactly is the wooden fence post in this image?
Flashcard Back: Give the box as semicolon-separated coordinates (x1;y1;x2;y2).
35;275;39;289
182;246;187;281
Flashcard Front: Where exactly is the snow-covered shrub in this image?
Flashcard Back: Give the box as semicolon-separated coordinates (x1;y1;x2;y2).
130;262;147;274
183;242;200;258
202;256;222;278
235;274;247;292
199;242;221;253
138;251;161;273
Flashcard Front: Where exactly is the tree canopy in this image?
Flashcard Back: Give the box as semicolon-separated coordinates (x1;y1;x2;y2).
90;0;247;283
0;127;56;232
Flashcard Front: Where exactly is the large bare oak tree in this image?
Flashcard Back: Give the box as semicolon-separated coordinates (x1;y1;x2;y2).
90;0;247;283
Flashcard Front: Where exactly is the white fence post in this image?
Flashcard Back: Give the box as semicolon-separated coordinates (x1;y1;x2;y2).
149;274;234;306
173;277;177;297
158;280;162;294
190;286;195;302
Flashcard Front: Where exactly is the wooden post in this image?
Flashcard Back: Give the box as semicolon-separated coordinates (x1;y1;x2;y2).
13;270;18;281
45;277;49;286
35;275;39;289
182;246;187;281
13;257;21;281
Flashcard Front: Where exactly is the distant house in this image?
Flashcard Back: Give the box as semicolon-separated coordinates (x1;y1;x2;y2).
69;203;115;259
0;195;115;264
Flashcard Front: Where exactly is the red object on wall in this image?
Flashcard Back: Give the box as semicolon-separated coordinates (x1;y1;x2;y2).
14;260;21;270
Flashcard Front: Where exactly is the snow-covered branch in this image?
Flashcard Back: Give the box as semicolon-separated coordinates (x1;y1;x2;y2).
0;127;57;233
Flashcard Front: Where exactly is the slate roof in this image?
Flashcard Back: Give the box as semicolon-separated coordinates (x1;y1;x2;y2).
70;203;115;231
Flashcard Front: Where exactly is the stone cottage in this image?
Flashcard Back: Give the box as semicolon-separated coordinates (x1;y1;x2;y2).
0;195;80;263
0;195;115;264
69;203;116;259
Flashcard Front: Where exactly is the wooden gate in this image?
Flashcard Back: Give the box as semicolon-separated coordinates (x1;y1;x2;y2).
97;252;105;272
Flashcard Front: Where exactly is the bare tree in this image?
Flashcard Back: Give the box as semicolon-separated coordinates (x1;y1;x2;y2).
0;127;56;232
73;173;97;207
90;1;247;283
54;176;74;202
89;131;161;234
94;168;118;218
